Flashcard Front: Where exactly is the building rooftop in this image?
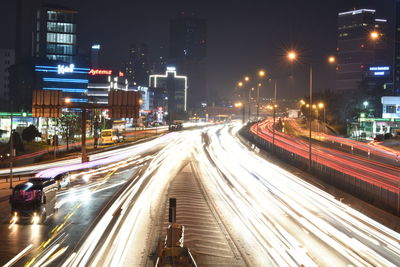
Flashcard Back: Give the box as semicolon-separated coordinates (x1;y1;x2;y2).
41;4;78;13
338;9;375;16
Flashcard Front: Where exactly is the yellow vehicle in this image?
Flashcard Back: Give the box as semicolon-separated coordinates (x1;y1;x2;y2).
100;129;119;145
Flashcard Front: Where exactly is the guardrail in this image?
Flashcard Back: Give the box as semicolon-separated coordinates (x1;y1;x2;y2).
241;124;400;216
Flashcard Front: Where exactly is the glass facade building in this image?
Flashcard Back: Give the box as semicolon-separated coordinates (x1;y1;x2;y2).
35;64;89;103
34;6;77;63
395;0;400;95
336;9;388;92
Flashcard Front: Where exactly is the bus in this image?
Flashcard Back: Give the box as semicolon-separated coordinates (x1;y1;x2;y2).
10;178;57;224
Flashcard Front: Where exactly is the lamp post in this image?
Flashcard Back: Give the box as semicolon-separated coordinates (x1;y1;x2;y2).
318;102;326;133
237;81;245;123
257;70;266;122
244;76;251;120
235;102;244;124
267;104;278;152
287;50;335;170
9;101;14;189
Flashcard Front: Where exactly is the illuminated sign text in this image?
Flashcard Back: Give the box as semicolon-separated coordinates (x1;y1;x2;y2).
89;69;112;75
58;64;75;74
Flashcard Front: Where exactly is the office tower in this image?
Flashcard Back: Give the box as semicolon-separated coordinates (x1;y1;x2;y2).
169;13;207;112
149;66;188;120
336;9;389;93
0;49;15;105
394;0;400;95
123;43;150;86
33;4;78;63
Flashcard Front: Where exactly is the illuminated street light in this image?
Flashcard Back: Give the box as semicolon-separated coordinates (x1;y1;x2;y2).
65;97;72;104
363;101;369;109
328;56;336;64
370;31;380;40
235;102;245;124
318;103;324;109
258;70;266;77
238;81;243;87
234;102;243;108
244;76;250;82
287;50;297;62
300;99;306;105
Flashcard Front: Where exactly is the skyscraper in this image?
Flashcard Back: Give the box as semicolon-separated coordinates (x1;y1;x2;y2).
123;43;150;86
10;1;80;111
0;49;15;105
336;9;389;93
394;0;400;95
33;4;78;63
169;13;207;112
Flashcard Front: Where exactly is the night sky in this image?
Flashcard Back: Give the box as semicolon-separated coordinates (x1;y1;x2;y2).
0;0;395;101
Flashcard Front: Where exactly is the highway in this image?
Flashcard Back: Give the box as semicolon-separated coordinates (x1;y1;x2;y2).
0;132;181;266
252;120;400;193
284;118;400;165
1;123;400;266
194;124;400;266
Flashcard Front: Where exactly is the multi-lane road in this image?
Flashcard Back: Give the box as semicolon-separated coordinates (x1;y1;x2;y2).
1;123;399;266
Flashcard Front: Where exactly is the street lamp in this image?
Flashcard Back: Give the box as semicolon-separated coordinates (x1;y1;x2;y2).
328;56;336;64
256;70;266;123
318;103;326;132
287;51;335;170
267;104;278;152
287;50;298;62
64;97;72;104
363;101;369;109
370;31;380;41
235;102;245;124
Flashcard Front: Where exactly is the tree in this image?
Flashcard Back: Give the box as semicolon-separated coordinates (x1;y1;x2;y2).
22;125;41;142
57;114;80;151
8;131;24;154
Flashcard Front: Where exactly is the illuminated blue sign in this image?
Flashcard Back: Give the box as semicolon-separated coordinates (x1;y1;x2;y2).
369;66;390;71
374;71;385;76
35;65;89;74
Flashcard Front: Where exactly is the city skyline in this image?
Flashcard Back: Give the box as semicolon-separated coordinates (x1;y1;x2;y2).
0;0;395;100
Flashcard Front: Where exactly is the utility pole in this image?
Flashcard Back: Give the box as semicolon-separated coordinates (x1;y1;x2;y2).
9;101;14;189
248;88;252;120
81;108;88;162
308;67;313;170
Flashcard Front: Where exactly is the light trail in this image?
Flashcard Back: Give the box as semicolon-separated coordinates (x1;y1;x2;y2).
192;123;400;266
253;119;400;192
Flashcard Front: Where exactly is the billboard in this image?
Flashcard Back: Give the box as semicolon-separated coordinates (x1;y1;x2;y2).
32;90;62;118
108;90;140;119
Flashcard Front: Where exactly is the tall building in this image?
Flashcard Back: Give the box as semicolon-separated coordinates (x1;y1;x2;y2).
91;44;101;68
149;66;187;122
123;43;150;86
0;49;15;105
336;9;389;93
15;0;42;64
11;2;80;111
33;4;78;63
169;13;207;112
394;0;400;95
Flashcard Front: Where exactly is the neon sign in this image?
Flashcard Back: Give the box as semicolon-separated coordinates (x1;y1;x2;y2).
89;69;112;75
369;66;390;71
374;71;385;76
58;64;75;74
